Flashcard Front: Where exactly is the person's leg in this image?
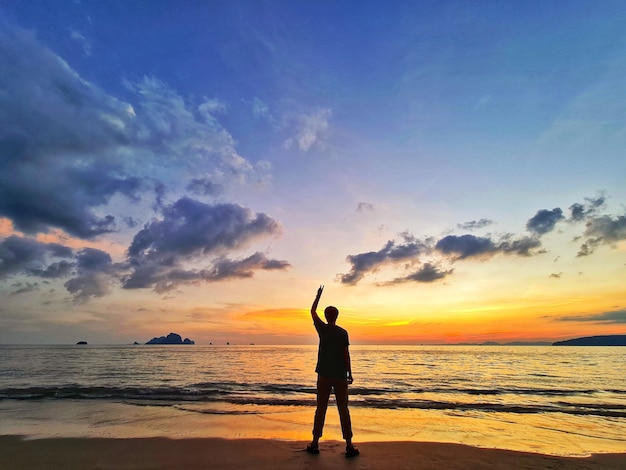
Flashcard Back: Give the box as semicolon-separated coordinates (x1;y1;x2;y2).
332;378;353;446
311;375;332;447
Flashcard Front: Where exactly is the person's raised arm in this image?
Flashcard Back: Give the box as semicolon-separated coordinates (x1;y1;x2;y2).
311;285;324;324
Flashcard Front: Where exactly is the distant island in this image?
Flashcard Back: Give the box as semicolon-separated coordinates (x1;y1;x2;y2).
76;341;88;345
145;332;195;345
553;335;626;346
480;341;551;346
453;341;551;346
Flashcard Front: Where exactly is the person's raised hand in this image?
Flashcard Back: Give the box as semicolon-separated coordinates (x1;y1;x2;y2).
316;285;324;298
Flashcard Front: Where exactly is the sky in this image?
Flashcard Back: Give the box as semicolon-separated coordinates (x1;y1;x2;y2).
1;1;625;345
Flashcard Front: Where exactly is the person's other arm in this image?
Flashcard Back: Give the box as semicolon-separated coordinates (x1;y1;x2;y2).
344;346;353;384
311;285;324;325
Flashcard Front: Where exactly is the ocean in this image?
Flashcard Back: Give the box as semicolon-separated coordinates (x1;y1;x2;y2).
1;344;624;456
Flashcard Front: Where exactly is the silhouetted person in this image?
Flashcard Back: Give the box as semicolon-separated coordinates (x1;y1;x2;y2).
306;285;359;457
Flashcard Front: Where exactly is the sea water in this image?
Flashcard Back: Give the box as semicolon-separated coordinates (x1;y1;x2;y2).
0;345;624;456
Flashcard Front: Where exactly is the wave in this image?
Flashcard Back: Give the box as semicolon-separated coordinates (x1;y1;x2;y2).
1;383;625;418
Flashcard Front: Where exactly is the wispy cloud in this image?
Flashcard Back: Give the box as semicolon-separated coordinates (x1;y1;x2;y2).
284;107;332;152
557;310;626;324
70;30;92;56
457;218;494;231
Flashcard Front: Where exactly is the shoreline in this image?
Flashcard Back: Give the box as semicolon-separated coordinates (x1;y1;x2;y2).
2;399;624;458
2;435;625;470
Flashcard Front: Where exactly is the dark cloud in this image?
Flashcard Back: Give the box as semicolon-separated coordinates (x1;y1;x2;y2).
569;195;606;222
435;235;496;259
338;236;430;285
206;252;290;281
576;213;626;256
0;236;116;302
435;234;540;259
1;24;285;303
64;272;112;303
10;282;40;295
557;310;626;324
0;24;143;239
496;235;543;256
75;248;114;271
386;263;454;285
29;260;74;278
128;197;280;260
63;248;115;303
150;252;290;293
124;197;286;290
0;235;74;278
583;214;626;243
526;208;564;235
457;218;494;231
0;24;269;241
576;238;602;257
339;229;543;285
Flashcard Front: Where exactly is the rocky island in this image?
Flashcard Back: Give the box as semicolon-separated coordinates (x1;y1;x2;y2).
145;332;195;345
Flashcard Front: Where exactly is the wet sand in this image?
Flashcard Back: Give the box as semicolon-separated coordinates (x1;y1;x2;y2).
2;435;625;470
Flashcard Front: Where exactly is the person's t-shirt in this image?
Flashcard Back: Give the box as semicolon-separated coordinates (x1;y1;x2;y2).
314;318;349;379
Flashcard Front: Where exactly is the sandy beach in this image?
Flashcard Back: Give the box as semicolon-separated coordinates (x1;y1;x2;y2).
2;436;625;470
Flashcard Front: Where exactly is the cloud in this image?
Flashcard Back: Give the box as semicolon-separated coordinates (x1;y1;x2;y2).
557;309;626;324
284;107;332;151
338;193;626;286
70;30;92;56
569;194;606;222
0;24;143;239
386;263;454;285
435;234;541;260
339;227;544;285
435;235;496;259
0;195;290;300
339;235;431;285
526;208;564;235
0;24;271;241
125;76;270;187
10;281;41;295
29;260;74;279
252;97;273;121
457;218;494;231
64;248;116;303
0;235;115;302
131;252;290;294
356;202;375;213
0;236;74;278
187;177;224;197
123;197;286;290
204;252;290;281
582;214;626;243
575;212;626;257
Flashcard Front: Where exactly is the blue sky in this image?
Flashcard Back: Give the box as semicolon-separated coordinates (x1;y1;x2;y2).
1;1;625;344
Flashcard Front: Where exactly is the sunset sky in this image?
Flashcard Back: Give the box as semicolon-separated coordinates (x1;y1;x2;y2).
1;1;625;345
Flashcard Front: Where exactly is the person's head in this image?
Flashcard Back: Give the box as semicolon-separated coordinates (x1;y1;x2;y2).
324;306;339;324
